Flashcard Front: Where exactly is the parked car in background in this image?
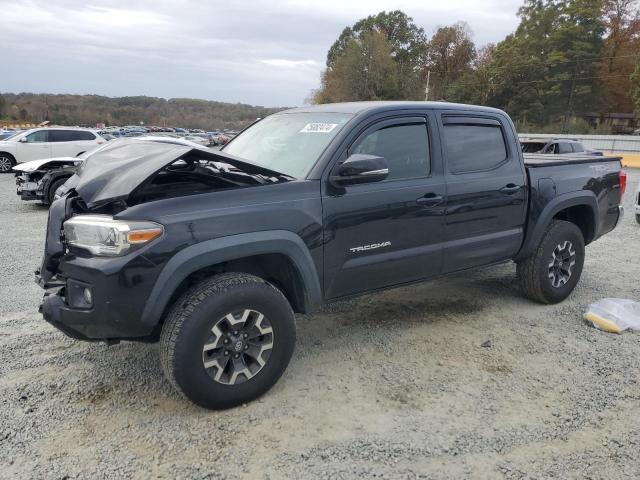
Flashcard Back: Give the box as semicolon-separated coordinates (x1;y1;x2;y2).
521;138;602;156
0;129;21;141
0;127;104;173
183;134;216;147
216;133;231;145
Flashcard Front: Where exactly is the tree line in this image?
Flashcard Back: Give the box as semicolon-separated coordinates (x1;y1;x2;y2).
0;93;283;130
312;1;640;133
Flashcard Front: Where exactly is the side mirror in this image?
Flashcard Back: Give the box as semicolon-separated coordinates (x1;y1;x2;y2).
19;137;28;143
330;154;389;187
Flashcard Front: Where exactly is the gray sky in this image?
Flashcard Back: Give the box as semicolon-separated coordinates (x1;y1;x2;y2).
3;0;522;107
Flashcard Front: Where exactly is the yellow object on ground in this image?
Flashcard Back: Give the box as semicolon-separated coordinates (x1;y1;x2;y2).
584;312;622;333
607;153;640;169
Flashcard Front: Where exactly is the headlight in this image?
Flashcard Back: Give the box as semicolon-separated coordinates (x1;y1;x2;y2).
63;215;163;256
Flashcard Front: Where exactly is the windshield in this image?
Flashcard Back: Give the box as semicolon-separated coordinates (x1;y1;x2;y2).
223;112;353;178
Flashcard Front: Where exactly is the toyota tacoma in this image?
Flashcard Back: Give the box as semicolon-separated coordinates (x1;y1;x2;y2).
37;102;626;409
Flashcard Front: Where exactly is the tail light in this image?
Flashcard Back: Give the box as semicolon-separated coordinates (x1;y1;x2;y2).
619;169;627;196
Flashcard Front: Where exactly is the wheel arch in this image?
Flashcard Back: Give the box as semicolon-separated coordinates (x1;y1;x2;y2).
44;173;73;204
141;230;322;328
516;192;598;261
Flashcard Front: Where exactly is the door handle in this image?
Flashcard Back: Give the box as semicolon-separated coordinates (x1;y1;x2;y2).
416;193;444;206
499;184;522;194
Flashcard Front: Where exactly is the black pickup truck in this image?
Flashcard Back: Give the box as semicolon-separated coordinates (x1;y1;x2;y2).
37;102;626;409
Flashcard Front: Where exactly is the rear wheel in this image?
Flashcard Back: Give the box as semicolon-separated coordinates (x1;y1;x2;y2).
0;153;15;173
160;272;296;409
46;177;69;205
517;220;585;304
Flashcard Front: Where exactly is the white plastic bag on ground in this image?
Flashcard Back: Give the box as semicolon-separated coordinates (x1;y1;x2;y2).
584;298;640;333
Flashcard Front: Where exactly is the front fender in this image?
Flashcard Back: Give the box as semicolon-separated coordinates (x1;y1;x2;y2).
515;191;598;261
140;230;322;327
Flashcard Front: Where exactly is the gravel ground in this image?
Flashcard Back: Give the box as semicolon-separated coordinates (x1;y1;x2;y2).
1;171;640;479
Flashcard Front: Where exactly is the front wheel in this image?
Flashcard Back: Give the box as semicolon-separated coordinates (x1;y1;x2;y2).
0;153;16;173
517;220;585;304
160;273;296;409
46;177;69;205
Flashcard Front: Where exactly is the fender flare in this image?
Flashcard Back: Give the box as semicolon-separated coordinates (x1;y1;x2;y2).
140;230;322;326
515;191;599;261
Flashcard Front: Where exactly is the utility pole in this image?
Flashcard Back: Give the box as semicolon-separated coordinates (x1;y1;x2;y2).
425;70;431;101
563;63;578;134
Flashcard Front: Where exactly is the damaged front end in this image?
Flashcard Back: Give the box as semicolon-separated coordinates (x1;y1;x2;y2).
14;159;80;203
37;139;293;342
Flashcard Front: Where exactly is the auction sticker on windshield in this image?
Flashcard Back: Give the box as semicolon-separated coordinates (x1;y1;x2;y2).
300;123;339;133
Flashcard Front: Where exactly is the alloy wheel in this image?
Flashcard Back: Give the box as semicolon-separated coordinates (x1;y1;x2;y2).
0;156;12;172
548;241;576;288
202;309;274;385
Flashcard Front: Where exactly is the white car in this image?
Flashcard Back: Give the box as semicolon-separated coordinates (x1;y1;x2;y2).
0;127;104;173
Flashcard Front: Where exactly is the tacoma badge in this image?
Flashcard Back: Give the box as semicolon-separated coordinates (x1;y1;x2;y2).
349;241;391;253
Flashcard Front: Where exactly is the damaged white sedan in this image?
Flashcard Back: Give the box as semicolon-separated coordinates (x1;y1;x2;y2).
14;156;85;205
13;136;207;206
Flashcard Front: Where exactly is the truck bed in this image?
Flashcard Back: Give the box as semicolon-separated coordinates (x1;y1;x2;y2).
523;153;622;167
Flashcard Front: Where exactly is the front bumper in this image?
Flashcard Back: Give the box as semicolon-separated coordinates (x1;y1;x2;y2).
36;270;160;341
38;259;162;341
15;174;43;201
40;286;96;341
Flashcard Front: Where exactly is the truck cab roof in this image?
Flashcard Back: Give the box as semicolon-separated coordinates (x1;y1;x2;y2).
282;101;507;116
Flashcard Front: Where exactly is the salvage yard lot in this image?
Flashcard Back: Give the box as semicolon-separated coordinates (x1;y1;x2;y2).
1;171;640;479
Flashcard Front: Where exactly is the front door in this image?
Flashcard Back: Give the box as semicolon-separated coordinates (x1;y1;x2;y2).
17;130;51;161
322;115;446;299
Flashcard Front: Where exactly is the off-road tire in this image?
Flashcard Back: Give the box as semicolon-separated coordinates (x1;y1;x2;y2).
160;272;296;409
46;177;69;205
0;153;16;173
517;220;585;304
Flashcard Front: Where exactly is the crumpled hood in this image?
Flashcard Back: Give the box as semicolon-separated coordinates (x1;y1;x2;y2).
66;139;287;208
13;157;79;173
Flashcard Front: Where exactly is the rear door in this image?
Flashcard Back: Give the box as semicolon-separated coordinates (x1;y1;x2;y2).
439;113;527;273
50;130;99;157
322;113;446;299
16;130;51;162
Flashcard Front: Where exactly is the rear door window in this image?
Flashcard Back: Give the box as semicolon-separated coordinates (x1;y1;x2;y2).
442;121;507;174
50;130;96;142
49;130;75;142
